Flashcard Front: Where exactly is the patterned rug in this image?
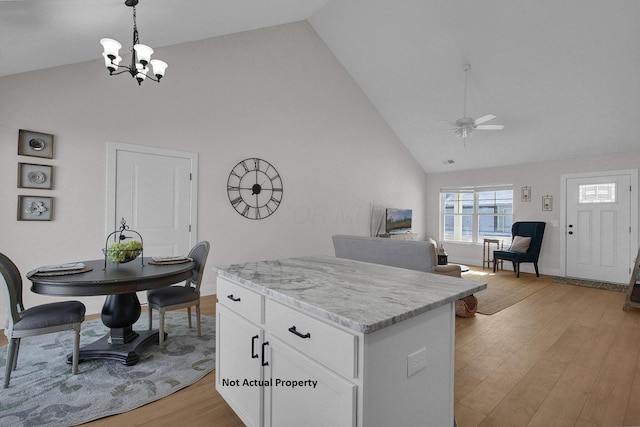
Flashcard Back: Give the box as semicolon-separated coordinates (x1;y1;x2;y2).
469;270;627;315
550;276;627;292
0;312;215;427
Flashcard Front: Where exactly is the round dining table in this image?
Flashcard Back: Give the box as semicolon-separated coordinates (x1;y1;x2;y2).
28;258;195;366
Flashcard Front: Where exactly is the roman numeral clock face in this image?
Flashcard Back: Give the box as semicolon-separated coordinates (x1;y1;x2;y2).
227;158;283;220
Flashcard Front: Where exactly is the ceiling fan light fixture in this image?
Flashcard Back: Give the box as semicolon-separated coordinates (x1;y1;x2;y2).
431;63;504;140
454;127;471;138
454;117;474;138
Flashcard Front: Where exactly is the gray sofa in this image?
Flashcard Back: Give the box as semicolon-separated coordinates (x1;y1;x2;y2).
332;235;461;277
332;235;478;318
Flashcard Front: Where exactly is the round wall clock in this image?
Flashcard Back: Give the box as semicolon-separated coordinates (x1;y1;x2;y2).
227;158;283;220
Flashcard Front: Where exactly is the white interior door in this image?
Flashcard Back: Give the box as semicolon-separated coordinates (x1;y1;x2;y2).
107;142;198;257
565;173;632;283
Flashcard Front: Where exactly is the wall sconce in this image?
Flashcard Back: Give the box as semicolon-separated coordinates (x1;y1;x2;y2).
521;186;531;202
542;195;553;211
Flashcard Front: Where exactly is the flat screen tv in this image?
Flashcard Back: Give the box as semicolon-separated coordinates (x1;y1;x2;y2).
386;208;412;234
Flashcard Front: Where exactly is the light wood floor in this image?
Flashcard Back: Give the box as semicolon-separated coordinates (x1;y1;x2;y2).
4;267;640;426
455;266;640;427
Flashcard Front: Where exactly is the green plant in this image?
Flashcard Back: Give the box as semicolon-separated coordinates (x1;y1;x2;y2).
104;240;142;263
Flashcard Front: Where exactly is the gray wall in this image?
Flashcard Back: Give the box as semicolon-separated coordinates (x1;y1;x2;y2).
0;22;428;318
426;152;640;276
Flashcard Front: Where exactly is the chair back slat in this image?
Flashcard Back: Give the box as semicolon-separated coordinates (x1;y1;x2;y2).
187;241;210;292
0;253;25;326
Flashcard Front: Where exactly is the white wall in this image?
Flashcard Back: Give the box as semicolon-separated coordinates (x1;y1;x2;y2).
0;22;428;319
426;152;640;276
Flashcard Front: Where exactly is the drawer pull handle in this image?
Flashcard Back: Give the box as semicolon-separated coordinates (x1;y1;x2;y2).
288;326;311;339
251;335;259;359
227;294;241;302
261;341;269;366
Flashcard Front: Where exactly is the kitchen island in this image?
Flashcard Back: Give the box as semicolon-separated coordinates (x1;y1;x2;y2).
214;256;486;427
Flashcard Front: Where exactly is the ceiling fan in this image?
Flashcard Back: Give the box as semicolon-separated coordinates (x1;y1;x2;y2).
437;64;504;139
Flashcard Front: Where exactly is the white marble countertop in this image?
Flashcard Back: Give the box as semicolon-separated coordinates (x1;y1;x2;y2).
214;256;486;334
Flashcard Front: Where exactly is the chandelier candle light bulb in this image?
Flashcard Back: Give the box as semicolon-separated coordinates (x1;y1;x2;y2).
99;0;167;85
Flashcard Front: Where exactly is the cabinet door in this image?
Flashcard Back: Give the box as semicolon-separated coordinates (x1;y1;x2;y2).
216;304;264;427
264;334;356;427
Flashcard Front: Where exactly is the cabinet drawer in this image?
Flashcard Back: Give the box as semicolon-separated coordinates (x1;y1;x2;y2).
217;277;263;324
266;334;356;427
265;299;358;379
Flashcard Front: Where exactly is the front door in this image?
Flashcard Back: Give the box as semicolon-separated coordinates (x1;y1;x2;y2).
565;172;632;283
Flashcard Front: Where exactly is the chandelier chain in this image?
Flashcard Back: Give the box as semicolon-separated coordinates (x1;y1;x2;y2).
132;6;139;46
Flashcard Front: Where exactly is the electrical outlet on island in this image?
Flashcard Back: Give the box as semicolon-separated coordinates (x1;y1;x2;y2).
407;347;427;377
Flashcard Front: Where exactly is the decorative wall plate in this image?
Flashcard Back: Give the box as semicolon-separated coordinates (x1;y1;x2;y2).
18;163;53;189
29;138;46;151
18;129;54;159
25;200;48;215
28;171;46;184
17;196;53;221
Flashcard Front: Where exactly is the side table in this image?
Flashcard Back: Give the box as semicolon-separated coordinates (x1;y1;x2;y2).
483;238;503;270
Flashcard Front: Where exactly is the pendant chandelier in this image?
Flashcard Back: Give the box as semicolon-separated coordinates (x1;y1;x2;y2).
99;0;167;85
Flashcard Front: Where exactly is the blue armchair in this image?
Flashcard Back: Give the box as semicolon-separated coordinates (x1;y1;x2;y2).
493;222;546;277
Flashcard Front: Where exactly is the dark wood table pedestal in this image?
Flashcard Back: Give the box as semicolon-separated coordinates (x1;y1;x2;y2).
69;329;160;366
67;292;165;365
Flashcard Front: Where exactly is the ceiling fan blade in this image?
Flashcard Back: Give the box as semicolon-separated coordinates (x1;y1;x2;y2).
428;128;457;135
474;114;496;125
475;125;505;130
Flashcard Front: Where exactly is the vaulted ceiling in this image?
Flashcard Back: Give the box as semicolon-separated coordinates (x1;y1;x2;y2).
2;0;638;173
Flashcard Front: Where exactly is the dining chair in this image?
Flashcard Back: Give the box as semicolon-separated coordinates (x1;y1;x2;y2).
147;241;210;348
1;252;86;388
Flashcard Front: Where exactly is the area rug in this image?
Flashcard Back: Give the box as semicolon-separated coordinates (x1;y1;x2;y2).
0;312;215;427
470;274;550;315
551;276;627;292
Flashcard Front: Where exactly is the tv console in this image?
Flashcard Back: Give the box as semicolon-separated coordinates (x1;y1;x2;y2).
377;233;416;240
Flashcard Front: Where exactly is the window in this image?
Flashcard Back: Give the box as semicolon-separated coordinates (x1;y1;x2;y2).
578;183;616;204
441;185;513;244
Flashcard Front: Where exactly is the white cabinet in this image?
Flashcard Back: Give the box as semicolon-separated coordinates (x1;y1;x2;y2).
265;334;356;427
216;304;263;427
216;274;456;427
216;278;358;427
264;298;357;380
216;277;262;324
